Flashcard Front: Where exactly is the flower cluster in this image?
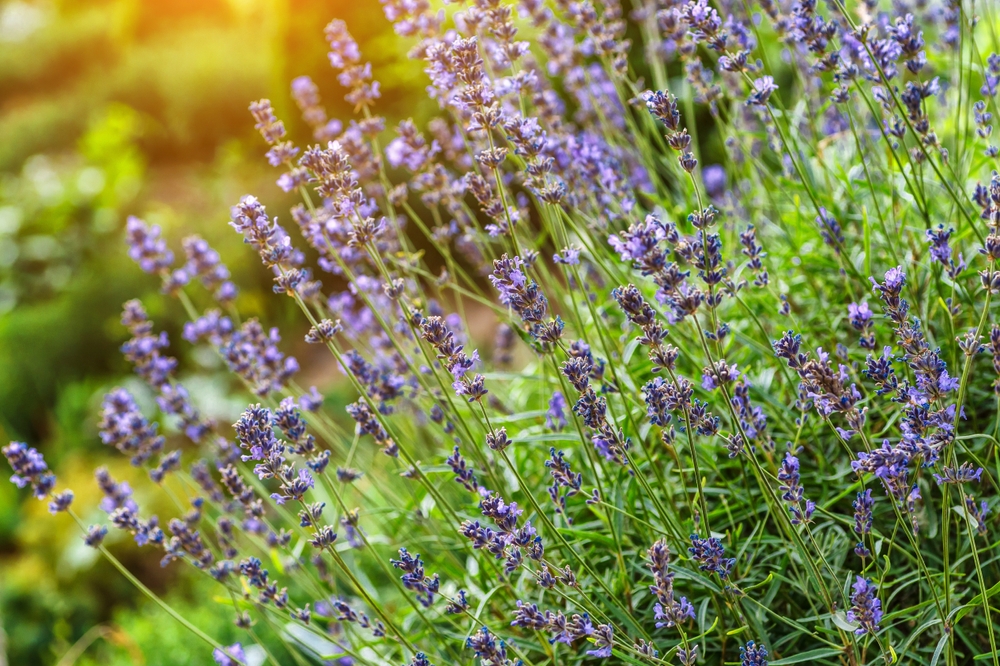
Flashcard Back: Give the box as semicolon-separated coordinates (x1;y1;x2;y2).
8;4;1000;666
847;576;883;636
391;548;440;608
647;539;695;629
509;602;614;658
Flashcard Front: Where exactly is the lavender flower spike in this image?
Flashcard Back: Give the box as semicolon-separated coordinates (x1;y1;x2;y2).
213;643;247;666
847;576;883;636
740;640;769;666
4;441;59;501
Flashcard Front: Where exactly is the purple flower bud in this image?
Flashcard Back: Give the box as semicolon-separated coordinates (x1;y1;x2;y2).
847;576;883;635
213;643;247;666
746;76;777;106
740;640;768;665
3;441;58;499
125;216;174;275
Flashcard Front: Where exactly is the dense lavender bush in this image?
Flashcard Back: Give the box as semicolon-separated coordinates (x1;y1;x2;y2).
8;0;1000;664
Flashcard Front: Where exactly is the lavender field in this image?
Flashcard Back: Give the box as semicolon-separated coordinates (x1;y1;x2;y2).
3;0;1000;664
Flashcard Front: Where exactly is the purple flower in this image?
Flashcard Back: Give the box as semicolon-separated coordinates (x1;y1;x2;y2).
381;0;442;38
934;463;984;485
647;539;695;629
864;346;899;396
391;547;440;607
510;600;547;630
678;645;698;666
981;54;1000;96
853;489;874;538
3;441;58;500
182;236;237;302
738;225;768;287
775;334;862;423
95;467;138;513
299;386;324;412
553;246;581;265
490;254;547;323
608;215;673;275
746;76;777;106
419;315;485;400
47;489;74;514
847;576;883;635
84;524;108;548
467;627;514;665
324;19;361;70
689;534;735;579
587;623;614;658
98;389;166;467
126;216;174;275
386;120;437;172
870;266;907;324
447;446;479;493
183;309;234;345
445;590;469;614
545;448;581;521
230;195;300;272
98;467;163;547
219;319;299;397
640;90;681;130
120;301;213;445
889;14;925;73
701;360;740;391
778;451;815;525
546;391;567;431
847;301;875;348
149;450;182;484
162;507;216;569
702;164;726;199
270;468;315;505
740;640;768;666
213;643;247;666
453;374;488;402
347;401;398;457
816;207;844;253
249;99;285;145
966;495;990;535
926;225;954;265
120;301;176;387
290;76;342;142
613;284;657;329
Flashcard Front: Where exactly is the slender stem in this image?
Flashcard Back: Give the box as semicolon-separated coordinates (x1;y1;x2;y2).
65;510;233;660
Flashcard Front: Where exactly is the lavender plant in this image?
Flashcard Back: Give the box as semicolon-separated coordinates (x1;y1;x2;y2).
8;1;1000;665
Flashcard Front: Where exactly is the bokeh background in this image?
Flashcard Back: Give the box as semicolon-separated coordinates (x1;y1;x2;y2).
0;1;429;663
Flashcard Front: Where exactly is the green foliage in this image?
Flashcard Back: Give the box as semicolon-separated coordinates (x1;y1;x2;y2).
7;1;1000;666
0;3;381;664
71;578;265;666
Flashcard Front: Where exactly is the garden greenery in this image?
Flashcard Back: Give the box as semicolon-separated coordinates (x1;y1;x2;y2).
7;0;1000;664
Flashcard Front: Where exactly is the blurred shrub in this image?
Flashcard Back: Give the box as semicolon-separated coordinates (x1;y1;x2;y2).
0;104;149;442
0;1;419;664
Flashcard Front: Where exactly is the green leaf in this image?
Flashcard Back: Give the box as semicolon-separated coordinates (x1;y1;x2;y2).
930;632;949;666
512;433;580;443
831;611;859;633
557;528;617;547
951;503;978;524
769;648;845;665
955;579;1000;622
862;204;872;279
622;337;642;365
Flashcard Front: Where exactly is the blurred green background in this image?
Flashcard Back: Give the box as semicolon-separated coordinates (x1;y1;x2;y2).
0;0;426;663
